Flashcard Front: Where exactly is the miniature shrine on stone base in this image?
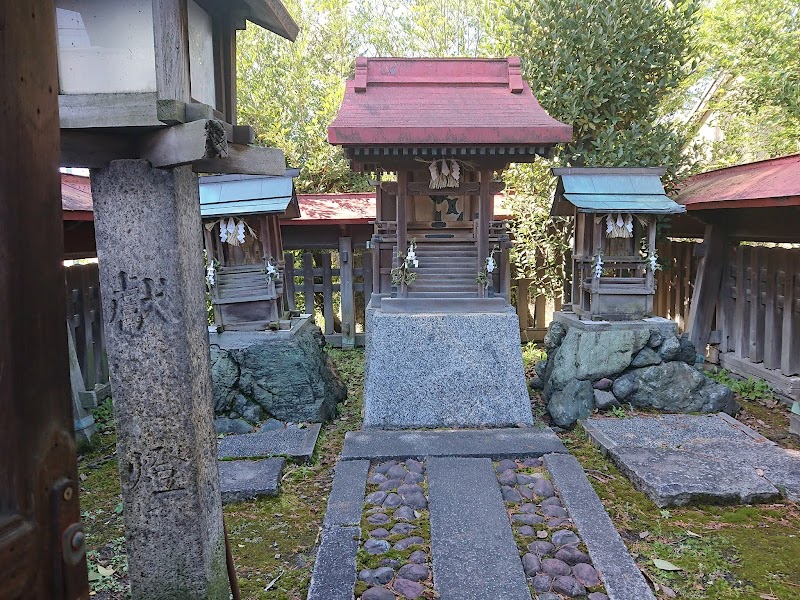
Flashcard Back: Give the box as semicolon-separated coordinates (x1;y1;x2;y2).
329;57;573;428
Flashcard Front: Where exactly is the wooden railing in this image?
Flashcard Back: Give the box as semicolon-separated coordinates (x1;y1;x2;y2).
283;238;371;348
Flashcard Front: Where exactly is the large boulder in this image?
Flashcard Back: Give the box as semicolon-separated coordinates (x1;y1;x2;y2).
548;379;594;428
210;322;346;424
613;361;736;414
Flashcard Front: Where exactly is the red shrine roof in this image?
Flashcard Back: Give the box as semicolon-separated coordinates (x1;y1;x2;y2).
283;192;513;225
328;57;573;147
676;153;800;210
62;173;93;220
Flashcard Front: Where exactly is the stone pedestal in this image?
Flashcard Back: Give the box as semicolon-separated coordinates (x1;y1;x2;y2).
92;160;228;599
363;298;533;428
209;315;347;426
538;312;735;428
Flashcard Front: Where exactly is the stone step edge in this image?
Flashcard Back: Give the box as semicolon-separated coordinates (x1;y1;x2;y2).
340;427;568;461
543;452;656;600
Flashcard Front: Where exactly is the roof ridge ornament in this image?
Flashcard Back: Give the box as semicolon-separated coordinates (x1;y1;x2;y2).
355;57;368;93
508;57;523;93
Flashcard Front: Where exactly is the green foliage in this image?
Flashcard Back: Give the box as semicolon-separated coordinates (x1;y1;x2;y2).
696;0;800;166
91;397;115;434
490;0;701;176
237;0;371;193
707;368;776;403
611;405;627;419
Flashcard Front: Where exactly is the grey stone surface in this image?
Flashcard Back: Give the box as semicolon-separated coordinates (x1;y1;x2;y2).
593;389;619;411
306;526;360;600
612;362;736;414
363;310;532;428
583;414;800;504
341;427;567;461
92;161;227;599
553;311;677;337
427;457;532;600
658;335;681;361
630;347;662;367
547;379;594;428
608;446;780;507
214;417;254;435
217;423;321;461
218;458;285;503
209;319;346;424
543;453;656;600
323;460;369;528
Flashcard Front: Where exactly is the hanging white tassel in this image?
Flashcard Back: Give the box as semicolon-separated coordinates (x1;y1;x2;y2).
625;214;633;235
236;221;245;244
606;214;614;234
428;161;438;187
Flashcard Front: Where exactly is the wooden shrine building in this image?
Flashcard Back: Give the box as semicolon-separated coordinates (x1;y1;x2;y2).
200;169;300;330
551;167;685;320
328;57;572;430
329;57;572;305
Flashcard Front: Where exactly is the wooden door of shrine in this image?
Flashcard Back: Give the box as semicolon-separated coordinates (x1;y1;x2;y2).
1;2;90;598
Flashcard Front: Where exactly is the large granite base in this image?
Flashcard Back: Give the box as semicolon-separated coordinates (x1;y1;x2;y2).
363;305;533;428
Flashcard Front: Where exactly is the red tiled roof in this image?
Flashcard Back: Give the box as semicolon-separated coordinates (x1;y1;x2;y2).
676;154;800;210
284;192;513;224
328;57;573;146
62;173;93;219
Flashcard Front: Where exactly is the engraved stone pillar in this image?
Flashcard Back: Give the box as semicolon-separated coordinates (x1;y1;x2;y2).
91;160;228;599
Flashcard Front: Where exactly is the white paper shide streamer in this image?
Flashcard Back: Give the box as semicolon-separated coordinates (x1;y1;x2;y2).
428;159;461;189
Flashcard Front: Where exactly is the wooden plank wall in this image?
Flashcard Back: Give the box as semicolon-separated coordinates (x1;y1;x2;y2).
653;240;698;332
719;245;800;377
64;261;108;390
284;240;372;348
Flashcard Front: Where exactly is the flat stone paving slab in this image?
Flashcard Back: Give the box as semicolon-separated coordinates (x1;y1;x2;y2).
218;458;285;504
217;423;321;461
306;525;360;600
583;413;800;505
342;427;567;461
323;460;370;528
545;453;656;600
427;457;531;600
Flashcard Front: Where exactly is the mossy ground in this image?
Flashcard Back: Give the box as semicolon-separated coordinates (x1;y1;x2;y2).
79;348;799;599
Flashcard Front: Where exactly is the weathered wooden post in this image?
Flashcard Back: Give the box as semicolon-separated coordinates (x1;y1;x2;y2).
340;237;356;348
53;1;297;597
1;1;91;597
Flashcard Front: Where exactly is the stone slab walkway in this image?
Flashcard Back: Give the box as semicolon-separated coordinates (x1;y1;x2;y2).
342;427;567;460
216;423;322;504
218;422;321;461
583;413;800;506
428;457;531;600
310;427;653;600
218;457;285;504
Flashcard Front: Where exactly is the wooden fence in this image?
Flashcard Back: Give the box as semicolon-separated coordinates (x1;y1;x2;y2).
283;238;371;348
715;245;800;396
512;240;700;342
65;261;109;395
653;240;699;332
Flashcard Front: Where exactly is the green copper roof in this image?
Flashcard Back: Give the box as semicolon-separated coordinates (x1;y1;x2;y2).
199;169;300;218
551;167;685;216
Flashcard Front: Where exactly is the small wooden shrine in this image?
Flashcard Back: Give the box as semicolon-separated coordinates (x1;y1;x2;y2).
200;170;300;330
329;57;573;305
328;57;572;429
551;167;685;320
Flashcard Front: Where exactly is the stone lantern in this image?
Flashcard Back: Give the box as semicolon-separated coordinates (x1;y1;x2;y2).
56;0;297;173
53;1;299;598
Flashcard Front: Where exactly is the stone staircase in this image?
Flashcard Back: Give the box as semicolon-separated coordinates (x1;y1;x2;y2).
395;241;479;298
